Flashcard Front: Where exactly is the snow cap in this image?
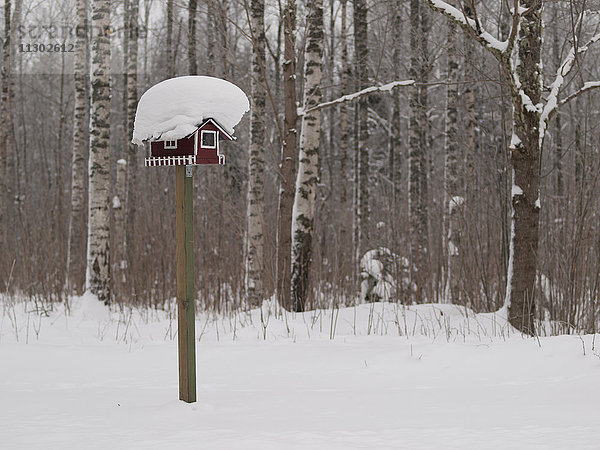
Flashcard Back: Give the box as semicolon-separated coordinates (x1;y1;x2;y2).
132;76;249;144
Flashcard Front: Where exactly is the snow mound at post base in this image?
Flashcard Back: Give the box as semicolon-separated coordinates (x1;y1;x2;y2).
132;76;249;144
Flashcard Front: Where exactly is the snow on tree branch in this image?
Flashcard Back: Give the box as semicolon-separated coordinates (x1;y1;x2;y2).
425;0;510;58
298;80;414;116
540;26;600;144
558;81;600;109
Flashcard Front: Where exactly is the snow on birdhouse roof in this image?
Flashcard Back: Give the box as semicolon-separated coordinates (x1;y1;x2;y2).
132;76;249;145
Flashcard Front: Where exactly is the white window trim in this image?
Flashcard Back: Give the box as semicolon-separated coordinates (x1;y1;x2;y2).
201;130;217;149
164;140;178;149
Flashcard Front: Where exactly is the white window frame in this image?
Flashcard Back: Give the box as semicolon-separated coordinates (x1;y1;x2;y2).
164;140;178;149
201;130;217;149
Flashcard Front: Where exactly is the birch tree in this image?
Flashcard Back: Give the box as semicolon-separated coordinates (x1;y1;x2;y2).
277;0;298;310
426;0;600;335
67;0;89;293
86;0;111;303
66;0;90;293
289;0;323;311
245;0;266;306
444;12;461;304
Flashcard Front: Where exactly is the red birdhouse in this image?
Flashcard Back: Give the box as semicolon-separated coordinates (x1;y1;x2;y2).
145;118;234;167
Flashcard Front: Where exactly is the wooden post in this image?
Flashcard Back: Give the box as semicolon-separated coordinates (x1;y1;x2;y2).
176;165;196;403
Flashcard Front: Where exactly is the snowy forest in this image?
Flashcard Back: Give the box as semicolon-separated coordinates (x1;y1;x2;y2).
4;1;600;447
1;0;600;338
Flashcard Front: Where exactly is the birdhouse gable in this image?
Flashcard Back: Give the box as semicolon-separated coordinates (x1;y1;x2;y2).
197;118;235;142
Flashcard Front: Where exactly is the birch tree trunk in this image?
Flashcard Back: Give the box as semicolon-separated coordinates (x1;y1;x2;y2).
86;0;111;304
245;0;266;306
444;18;461;304
353;0;369;264
290;0;323;311
67;0;89;293
277;0;297;310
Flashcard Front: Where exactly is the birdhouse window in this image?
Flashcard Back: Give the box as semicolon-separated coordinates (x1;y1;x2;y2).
164;140;178;149
201;130;217;149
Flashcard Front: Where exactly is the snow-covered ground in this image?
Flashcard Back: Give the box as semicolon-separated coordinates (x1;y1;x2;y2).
1;295;599;449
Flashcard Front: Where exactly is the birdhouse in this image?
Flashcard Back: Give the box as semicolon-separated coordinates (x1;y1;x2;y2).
145;118;234;167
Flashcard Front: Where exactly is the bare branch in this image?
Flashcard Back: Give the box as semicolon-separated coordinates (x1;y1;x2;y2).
504;0;521;58
425;0;509;61
298;79;414;116
558;81;600;109
541;26;600;124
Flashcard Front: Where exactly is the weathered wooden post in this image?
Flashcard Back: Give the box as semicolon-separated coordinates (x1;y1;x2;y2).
176;165;196;402
132;76;249;403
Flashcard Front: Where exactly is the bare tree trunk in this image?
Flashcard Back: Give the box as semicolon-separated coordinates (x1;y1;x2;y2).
277;0;297;310
217;0;230;78
188;0;198;75
552;4;563;198
464;40;476;206
113;159;127;286
390;0;402;202
426;0;548;334
338;0;350;282
444;17;461;304
507;0;542;335
408;0;428;301
290;0;323;311
1;0;11;199
86;0;111;304
122;0;129;145
55;54;67;287
207;1;216;75
125;0;139;286
114;0;129;292
245;0;266;306
167;0;174;77
419;5;431;299
67;0;89;294
353;0;369;266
